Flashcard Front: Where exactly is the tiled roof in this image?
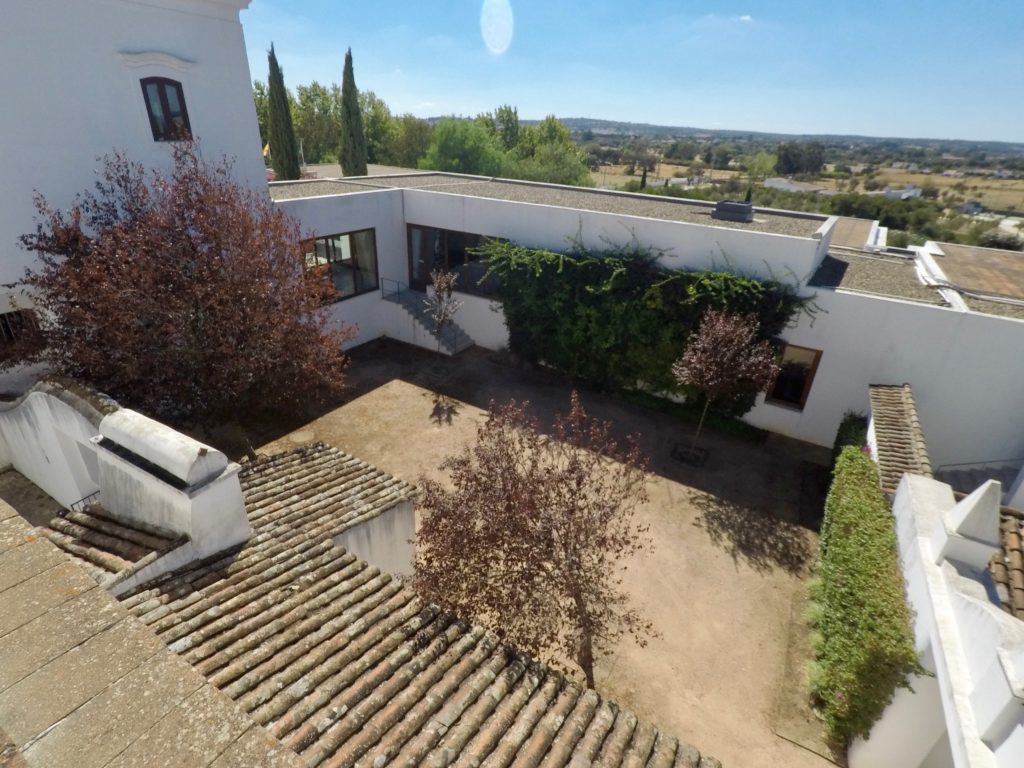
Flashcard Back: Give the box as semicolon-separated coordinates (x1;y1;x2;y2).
868;384;933;490
0;501;303;768
40;506;184;585
990;510;1024;621
119;443;716;768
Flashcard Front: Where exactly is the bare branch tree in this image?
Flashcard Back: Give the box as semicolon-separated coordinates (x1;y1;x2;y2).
423;268;463;353
672;310;781;451
414;392;653;688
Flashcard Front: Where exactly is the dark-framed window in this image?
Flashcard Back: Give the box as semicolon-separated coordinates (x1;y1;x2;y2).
302;229;379;303
767;344;822;410
406;224;499;296
141;77;191;141
0;310;35;344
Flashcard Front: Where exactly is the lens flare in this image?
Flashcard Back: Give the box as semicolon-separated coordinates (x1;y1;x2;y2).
480;0;514;55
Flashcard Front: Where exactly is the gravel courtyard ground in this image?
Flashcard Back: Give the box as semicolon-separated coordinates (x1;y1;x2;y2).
260;339;842;768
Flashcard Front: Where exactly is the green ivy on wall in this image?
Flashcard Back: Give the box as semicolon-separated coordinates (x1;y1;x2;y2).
809;447;923;745
478;240;811;401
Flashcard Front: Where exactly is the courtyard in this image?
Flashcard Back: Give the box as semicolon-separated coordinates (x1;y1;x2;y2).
259;339;842;768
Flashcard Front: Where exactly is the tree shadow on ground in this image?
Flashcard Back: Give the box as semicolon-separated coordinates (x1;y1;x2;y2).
428;393;461;425
692;493;813;575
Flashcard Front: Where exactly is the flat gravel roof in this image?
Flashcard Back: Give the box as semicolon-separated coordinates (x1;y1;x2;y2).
810;251;945;305
269;173;827;237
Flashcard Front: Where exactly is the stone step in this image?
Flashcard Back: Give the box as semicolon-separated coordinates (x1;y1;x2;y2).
383;290;474;354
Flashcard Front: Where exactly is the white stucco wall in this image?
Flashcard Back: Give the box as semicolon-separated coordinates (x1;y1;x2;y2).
333;500;415;578
744;290;1024;466
1;0;264;311
452;292;509;351
273;184;1024;471
273;188;408;283
274;188;410;347
0;390;103;509
851;473;1024;768
402;189;828;285
95;440;249;558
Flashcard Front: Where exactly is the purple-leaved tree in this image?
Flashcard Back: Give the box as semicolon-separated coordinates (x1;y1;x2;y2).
672;310;781;451
414;393;653;687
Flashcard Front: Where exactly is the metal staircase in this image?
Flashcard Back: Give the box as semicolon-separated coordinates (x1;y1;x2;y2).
381;280;474;355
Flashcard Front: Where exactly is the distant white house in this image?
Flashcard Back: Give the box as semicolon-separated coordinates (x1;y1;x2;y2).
876;185;924;200
1;0;265;392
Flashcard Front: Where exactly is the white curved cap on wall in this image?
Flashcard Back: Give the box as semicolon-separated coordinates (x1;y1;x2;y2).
99;409;228;486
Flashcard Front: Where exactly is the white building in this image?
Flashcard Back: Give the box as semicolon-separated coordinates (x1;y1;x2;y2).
269;175;1024;502
1;0;265;392
4;3;1024;766
852;384;1024;768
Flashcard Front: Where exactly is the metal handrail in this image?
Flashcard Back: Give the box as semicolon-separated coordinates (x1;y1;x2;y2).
67;489;100;516
380;278;408;299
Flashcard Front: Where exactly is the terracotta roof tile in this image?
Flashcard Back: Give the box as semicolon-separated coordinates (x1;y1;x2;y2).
39;506;183;585
990;510;1024;621
119;442;713;767
868;384;933;490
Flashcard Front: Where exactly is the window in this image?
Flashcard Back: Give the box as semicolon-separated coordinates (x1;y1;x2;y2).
302;229;379;303
406;225;499;296
767;344;821;409
0;310;35;344
141;77;191;141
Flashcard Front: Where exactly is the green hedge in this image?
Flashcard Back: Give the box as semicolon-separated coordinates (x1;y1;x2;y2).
831;411;868;467
478;240;809;400
810;447;922;745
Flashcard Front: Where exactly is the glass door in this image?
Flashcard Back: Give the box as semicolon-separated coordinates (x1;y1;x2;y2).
407;225;442;292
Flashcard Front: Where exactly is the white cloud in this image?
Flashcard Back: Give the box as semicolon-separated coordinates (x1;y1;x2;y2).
735;14;754;23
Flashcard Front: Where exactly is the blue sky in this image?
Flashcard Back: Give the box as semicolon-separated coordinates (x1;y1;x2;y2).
241;1;1024;143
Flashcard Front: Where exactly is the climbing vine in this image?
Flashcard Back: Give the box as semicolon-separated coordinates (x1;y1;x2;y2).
478;240;811;398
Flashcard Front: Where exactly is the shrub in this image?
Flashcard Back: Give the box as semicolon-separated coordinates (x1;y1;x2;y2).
478;240;809;399
887;230;910;248
13;144;352;425
809;448;923;745
977;228;1024;251
831;411;868;466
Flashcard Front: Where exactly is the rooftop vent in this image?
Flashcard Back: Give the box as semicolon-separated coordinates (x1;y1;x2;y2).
92;409;250;570
711;200;754;223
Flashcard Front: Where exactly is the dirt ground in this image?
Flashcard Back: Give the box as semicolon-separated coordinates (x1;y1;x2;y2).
260;339;841;768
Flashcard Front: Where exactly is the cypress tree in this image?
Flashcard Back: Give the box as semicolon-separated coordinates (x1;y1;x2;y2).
339;48;368;177
266;44;301;180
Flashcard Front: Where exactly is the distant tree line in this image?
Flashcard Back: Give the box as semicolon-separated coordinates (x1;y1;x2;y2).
253;50;590;186
255;50;422;174
420;109;592;186
624;177;1011;246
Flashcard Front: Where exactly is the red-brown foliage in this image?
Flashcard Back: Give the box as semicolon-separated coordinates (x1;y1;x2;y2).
413;392;653;688
672;309;780;447
10;143;352;423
